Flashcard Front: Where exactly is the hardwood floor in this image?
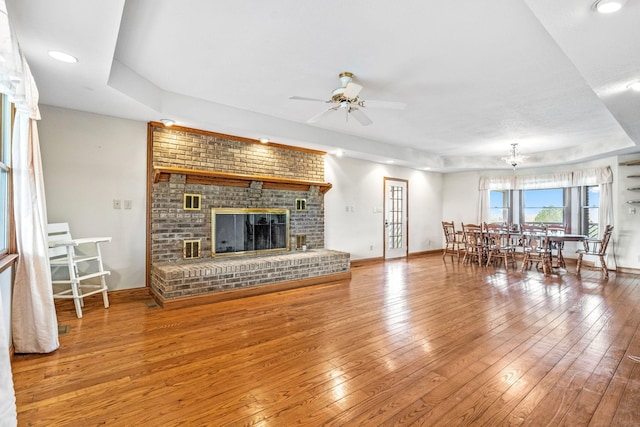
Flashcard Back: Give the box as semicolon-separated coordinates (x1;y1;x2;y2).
11;255;640;426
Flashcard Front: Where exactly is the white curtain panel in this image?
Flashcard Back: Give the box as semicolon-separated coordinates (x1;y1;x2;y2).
11;113;58;353
480;167;612;191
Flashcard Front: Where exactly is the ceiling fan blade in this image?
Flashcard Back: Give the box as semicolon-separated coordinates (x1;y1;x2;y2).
361;100;407;110
308;106;338;123
343;82;363;99
349;108;373;126
289;96;329;103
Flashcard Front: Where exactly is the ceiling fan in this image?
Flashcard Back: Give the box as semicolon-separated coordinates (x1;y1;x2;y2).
289;72;406;126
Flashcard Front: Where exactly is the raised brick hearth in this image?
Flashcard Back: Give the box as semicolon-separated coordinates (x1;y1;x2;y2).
150;249;350;307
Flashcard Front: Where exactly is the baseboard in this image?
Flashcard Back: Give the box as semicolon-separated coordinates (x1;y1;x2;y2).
616;266;640;275
351;250;441;268
409;250;441;258
107;287;153;297
351;257;384;267
151;271;352;309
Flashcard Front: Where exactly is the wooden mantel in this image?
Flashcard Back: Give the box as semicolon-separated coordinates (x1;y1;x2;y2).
153;166;333;193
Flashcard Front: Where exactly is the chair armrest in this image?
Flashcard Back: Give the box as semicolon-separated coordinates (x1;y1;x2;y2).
48;237;112;248
579;238;602;254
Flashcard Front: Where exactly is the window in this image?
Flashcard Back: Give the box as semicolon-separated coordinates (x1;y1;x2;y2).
581;185;599;238
521;188;566;226
488;190;511;224
0;93;12;256
482;169;610;234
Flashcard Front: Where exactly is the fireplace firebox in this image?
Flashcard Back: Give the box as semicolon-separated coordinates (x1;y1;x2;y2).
212;208;290;256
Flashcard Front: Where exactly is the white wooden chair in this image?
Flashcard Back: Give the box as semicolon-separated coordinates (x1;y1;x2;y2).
48;223;111;318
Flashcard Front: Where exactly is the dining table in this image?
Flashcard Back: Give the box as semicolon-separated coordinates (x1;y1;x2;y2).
459;227;587;271
546;232;587;269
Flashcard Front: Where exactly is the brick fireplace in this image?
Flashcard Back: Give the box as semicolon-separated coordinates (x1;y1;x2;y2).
147;123;350;307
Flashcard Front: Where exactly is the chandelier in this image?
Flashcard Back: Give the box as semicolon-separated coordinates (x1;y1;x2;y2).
501;143;527;169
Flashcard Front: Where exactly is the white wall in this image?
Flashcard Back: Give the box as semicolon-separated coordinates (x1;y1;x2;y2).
38;105;147;289
441;170;482;227
325;156;443;260
441;156;640;270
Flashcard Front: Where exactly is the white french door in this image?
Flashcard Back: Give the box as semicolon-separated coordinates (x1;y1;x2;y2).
384;178;408;259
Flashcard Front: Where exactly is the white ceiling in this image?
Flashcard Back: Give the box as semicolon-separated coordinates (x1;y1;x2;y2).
6;0;640;172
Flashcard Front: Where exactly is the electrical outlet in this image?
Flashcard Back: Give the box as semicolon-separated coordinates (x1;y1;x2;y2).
113;199;121;209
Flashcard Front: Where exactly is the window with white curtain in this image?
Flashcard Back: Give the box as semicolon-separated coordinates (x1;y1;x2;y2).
479;167;613;236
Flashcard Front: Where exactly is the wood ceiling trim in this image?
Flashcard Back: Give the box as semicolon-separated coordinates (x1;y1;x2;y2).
153;166;332;193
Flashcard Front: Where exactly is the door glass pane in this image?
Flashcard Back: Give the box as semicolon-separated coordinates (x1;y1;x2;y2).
389;185;404;249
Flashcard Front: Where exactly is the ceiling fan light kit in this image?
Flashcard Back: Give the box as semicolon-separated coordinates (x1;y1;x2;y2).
290;71;406;126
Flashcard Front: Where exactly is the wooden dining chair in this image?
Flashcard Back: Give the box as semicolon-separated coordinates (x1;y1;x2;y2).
520;224;552;275
576;224;614;279
441;221;461;261
545;223;567;258
484;223;517;270
461;223;485;267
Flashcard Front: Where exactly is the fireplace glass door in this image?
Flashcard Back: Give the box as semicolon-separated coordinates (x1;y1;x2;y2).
212;209;289;256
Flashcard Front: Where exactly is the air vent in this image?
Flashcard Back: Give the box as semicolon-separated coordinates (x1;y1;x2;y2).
296;198;307;211
295;234;307;250
184;194;201;210
183;239;201;259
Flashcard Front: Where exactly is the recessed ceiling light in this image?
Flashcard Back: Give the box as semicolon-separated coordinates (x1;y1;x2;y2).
627;81;640;92
335;149;344;157
160;119;175;126
386;160;394;164
593;0;626;13
259;137;270;144
48;50;78;63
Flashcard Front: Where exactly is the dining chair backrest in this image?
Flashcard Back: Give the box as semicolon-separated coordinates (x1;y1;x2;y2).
521;223;547;234
598;224;614;256
520;223;548;250
484;222;512;248
484;222;508;232
442;221;457;244
546;223;566;234
462;223;484;246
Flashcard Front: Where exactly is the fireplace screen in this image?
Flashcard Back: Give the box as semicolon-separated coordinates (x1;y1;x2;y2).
212;208;290;256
